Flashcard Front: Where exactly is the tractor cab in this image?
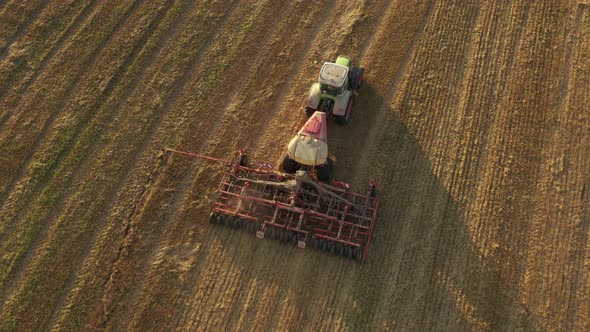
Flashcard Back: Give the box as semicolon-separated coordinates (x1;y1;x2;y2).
318;62;349;96
305;55;363;125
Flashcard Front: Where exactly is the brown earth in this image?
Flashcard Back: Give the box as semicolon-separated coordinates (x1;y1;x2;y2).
0;0;588;331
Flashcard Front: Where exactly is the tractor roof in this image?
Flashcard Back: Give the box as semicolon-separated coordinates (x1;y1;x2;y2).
318;62;348;88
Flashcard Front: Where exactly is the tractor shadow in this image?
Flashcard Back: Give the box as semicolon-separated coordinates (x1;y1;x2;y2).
327;84;383;182
206;84;541;330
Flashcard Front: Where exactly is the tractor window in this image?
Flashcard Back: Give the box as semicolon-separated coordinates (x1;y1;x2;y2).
321;84;341;96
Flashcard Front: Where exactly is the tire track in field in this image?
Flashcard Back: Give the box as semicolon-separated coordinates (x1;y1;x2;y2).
0;0;142;220
0;0;98;132
128;0;336;322
472;0;563;285
343;0;436;189
108;0;295;327
465;0;532;259
123;0;324;326
2;0;231;326
96;8;250;329
463;1;567;329
0;0;157;292
49;0;198;326
346;1;484;328
42;2;185;329
523;4;589;330
467;0;534;263
0;0;48;62
568;9;590;331
449;0;531;225
415;5;537;327
51;2;239;328
402;1;480;179
80;2;244;329
0;2;96;233
0;0;161;315
122;0;302;327
0;0;145;257
0;0;145;296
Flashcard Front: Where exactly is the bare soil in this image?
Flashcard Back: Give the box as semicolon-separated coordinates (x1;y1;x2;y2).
0;1;588;331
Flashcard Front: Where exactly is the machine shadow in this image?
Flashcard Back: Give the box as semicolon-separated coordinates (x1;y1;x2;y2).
209;84;540;330
339;112;539;331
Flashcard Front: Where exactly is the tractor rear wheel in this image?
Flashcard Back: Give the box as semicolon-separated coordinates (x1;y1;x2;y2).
335;98;351;125
282;155;299;173
316;158;333;182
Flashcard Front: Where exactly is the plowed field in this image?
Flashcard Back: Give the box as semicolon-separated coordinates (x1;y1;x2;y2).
0;1;588;330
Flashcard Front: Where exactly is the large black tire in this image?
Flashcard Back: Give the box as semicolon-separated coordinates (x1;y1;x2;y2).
239;154;248;166
282;155;299;173
230;216;240;228
209;212;219;224
305;107;315;117
349;66;364;91
335;98;351;125
316;158;333;182
216;214;227;225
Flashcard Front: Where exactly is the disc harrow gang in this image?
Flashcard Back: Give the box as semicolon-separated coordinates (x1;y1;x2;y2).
188;149;379;264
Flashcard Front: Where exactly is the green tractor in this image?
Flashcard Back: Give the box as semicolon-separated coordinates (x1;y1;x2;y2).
304;55;364;125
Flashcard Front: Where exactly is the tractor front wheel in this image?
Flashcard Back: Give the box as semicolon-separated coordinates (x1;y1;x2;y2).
335;99;352;125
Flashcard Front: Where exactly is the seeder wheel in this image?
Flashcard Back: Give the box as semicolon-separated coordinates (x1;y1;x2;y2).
328;241;335;254
229;216;240;228
216;214;227;225
352;247;362;261
209;212;219;224
344;245;351;259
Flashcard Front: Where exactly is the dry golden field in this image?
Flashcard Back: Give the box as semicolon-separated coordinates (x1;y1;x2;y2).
0;0;588;330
